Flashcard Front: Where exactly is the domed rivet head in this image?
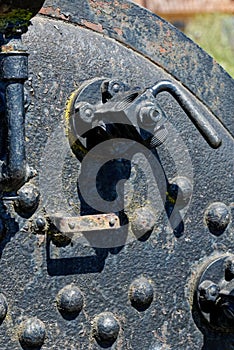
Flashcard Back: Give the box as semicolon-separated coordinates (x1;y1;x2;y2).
131;205;157;240
18;317;46;348
112;83;120;93
0;293;8;322
205;202;231;236
56;285;84;318
129;277;154;311
168;176;192;210
35;217;47;231
16;184;40;214
93;312;120;346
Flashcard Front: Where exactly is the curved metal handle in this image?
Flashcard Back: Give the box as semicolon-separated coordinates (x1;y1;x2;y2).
150;80;222;149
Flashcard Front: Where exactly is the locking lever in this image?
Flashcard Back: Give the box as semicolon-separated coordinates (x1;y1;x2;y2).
150;80;221;149
72;79;222;152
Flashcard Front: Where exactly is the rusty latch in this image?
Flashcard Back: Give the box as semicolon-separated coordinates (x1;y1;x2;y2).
51;213;120;238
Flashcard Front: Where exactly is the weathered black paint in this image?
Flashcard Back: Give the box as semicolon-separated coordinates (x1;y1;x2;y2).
0;1;233;349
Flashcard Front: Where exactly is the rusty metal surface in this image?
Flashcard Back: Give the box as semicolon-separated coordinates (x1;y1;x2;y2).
0;1;233;349
52;213;120;235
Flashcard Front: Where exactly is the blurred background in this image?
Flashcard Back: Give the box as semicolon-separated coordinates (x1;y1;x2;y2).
133;0;234;77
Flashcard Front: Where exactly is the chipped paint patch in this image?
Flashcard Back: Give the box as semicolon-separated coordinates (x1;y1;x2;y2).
39;7;70;21
82;20;103;33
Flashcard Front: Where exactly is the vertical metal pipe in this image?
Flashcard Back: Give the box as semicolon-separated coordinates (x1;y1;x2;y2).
5;82;26;183
0;39;28;191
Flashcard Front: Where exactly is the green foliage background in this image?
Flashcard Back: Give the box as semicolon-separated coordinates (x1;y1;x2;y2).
185;14;234;77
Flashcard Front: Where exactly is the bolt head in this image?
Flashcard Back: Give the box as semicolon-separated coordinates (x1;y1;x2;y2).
198;280;220;305
101;80;126;101
138;105;161;128
76;102;95;124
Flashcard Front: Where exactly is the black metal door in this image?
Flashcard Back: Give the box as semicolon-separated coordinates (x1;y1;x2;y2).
0;1;233;349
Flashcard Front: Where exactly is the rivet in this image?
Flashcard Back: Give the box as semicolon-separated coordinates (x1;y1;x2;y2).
84;108;94;119
205;202;231;236
131;205;157;239
68;222;75;230
168;176;192;210
35;217;46;230
16;183;40;213
93;312;120;346
129;277;154;311
109;217;116;227
18;317;46;348
56;285;83;317
112;83;120;93
0;293;8;322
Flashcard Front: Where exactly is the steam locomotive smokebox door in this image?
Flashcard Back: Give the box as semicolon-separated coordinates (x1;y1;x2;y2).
0;1;233;349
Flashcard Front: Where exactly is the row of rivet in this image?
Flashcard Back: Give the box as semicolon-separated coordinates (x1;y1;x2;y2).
3;181;230;238
0;277;153;348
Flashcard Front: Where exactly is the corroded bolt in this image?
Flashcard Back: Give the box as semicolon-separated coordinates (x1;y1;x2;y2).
93;312;120;346
18;317;46;348
138;105;161;128
129;277;154;311
198;280;220;313
101;80;126;101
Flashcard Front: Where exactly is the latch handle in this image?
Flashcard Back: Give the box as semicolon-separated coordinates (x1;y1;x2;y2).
150;80;222;149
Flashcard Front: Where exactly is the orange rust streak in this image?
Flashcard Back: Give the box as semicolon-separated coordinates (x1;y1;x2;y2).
39;7;70;20
82;20;103;33
114;27;123;36
159;47;167;54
